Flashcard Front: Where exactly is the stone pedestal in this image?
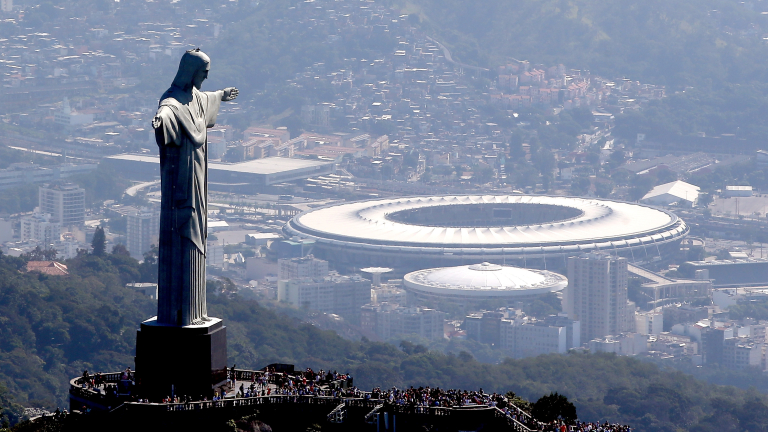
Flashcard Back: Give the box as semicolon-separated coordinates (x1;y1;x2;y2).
135;317;227;400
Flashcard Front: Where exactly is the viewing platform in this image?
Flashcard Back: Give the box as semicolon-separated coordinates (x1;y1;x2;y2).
68;365;537;432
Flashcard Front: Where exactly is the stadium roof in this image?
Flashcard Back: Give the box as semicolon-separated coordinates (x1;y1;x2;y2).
289;195;682;246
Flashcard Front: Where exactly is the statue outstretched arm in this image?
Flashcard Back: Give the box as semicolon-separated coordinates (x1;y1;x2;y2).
221;87;238;102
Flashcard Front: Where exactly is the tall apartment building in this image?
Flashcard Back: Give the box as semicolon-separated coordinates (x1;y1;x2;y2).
39;183;85;227
126;207;160;260
277;274;371;321
722;337;763;370
206;240;224;268
278;255;328;280
465;309;580;358
635;311;663;335
20;211;60;246
361;303;445;341
564;254;631;342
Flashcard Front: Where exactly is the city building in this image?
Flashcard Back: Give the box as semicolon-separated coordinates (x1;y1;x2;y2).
277;274;371;321
0;163;96;191
648;332;698;357
53;238;81;260
0;219;13;242
206;240;224;268
635;311;663;335
503;321;570;358
464;309;580;358
54;98;94;127
640;180;700;207
20;210;61;246
371;284;407;305
628;263;712;309
700;325;734;365
360;303;445;341
25;260;68;276
683;259;768;288
724;186;753;197
564;254;633;342
127;282;158;299
278;255;329;280
722;337;763;370
38;182;85;227
588;333;647;355
126;207;160;260
103;155;335;192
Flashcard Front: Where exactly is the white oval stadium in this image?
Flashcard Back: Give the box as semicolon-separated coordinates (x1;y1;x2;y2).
283;195;689;271
403;262;568;307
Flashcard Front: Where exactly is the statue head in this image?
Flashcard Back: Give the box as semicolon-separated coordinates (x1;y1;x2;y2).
171;48;211;91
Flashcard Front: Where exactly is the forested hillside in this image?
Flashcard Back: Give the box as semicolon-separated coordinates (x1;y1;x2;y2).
2;252;768;431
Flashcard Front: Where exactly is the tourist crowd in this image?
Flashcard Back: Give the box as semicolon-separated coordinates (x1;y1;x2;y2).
75;366;632;432
538;422;632;432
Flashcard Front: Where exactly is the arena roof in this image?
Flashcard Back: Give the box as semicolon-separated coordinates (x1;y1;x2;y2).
403;262;567;298
104;154;335;186
106;154;333;175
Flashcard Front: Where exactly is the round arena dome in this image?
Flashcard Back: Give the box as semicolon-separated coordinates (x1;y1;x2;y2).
283;195;688;272
406;262;566;296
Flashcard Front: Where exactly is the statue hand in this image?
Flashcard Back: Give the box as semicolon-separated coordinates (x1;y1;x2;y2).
152;115;162;129
222;87;239;101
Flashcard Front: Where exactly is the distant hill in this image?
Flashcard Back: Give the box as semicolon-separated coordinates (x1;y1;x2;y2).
401;0;768;88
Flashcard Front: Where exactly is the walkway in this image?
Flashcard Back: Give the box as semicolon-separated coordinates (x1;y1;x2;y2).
425;36;489;73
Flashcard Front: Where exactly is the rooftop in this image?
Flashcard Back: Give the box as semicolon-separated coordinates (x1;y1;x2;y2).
404;263;567;297
642;180;699;202
106;154;334;175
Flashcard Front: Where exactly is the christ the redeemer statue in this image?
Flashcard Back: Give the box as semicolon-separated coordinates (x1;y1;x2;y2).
151;49;238;326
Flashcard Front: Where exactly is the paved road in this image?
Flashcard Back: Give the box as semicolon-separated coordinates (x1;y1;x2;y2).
425;36;489;73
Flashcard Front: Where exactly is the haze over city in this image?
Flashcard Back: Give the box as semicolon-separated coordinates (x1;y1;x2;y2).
1;0;768;430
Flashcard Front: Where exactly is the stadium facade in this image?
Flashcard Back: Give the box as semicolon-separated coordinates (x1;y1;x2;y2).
283;195;689;272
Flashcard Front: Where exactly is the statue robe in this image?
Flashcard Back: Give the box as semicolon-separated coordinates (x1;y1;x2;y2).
154;86;223;326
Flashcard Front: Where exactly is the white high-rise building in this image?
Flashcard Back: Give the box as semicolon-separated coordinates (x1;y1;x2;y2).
278;255;328;280
0;0;12;13
206;240;224;268
635;311;663;335
277;274;371;320
360;303;445;341
39;183;85;227
126;207;159;260
20;210;61;246
564;253;631;343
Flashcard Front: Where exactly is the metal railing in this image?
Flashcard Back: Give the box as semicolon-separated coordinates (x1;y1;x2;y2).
72;370;538;432
327;403;346;423
494;407;537;432
364;404;383;424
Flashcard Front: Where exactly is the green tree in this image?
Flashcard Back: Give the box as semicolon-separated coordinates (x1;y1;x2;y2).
686;246;705;262
532;392;578;424
112;244;130;257
570;177;591;196
91;227;106;256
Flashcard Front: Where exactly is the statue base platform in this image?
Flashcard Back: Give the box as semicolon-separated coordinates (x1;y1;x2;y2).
135;317;227;400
